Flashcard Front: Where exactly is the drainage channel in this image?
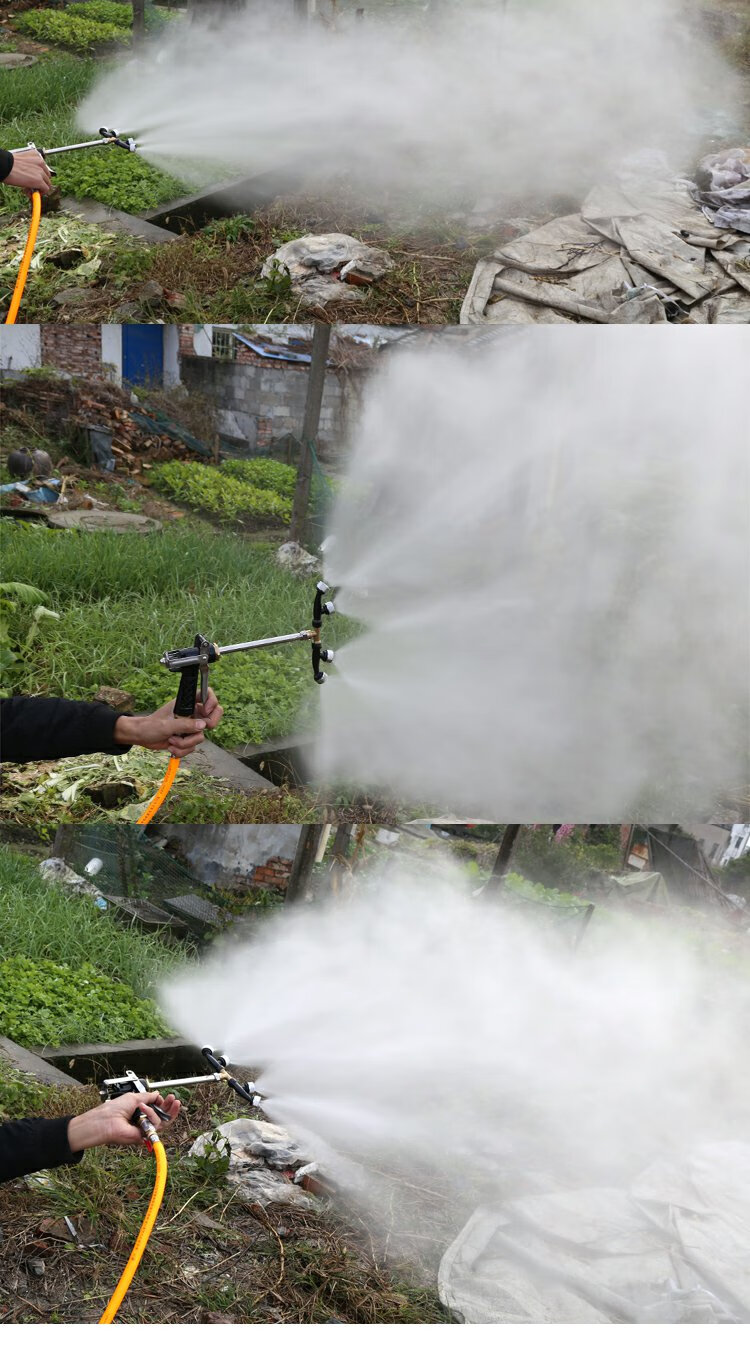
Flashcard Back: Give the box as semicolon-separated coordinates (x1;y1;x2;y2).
144;166;300;234
234;734;315;789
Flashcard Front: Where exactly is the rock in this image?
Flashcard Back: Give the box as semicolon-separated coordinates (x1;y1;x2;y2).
53;287;98;308
275;541;321;578
136;280;166;304
95;687;135;711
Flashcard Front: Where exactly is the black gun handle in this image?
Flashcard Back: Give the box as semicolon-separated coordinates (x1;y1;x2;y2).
174;664;199;717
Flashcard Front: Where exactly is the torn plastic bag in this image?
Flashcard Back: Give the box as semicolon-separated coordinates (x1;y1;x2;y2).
261;234;393;307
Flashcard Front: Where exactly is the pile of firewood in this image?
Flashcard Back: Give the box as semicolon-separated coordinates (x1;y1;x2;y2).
0;375;197;474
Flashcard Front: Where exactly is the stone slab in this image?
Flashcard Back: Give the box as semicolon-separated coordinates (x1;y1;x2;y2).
0;1035;85;1089
61;197;179;244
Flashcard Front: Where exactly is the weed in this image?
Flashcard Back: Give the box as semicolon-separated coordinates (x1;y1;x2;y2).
0;954;170;1047
0;580;60;686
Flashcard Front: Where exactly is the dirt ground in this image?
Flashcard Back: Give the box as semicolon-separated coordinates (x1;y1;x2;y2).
0;1081;454;1324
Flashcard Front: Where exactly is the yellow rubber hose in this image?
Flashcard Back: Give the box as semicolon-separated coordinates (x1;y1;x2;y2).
4;190;42;324
137;754;181;825
99;1138;168;1325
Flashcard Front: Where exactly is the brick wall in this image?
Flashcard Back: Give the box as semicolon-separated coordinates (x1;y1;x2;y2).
41;326;103;378
252;857;294;892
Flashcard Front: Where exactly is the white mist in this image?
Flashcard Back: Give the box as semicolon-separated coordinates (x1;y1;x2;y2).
316;326;750;818
79;0;736;207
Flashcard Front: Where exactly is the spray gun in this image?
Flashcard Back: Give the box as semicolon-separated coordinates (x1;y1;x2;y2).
160;581;336;717
100;1047;263;1114
10;128;137;163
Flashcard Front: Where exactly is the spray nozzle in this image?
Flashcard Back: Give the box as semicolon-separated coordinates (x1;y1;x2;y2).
100;1049;264;1114
99;126;138;152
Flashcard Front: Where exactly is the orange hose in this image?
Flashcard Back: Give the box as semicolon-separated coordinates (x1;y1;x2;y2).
99;1138;167;1324
137;754;181;825
4;189;42;324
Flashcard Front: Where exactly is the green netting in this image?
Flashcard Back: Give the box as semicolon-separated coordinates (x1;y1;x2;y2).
308;439;335;551
54;826;234;929
130;409;246;460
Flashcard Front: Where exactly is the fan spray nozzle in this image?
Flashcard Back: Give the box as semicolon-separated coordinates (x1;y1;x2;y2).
160;583;337;715
100;1047;262;1112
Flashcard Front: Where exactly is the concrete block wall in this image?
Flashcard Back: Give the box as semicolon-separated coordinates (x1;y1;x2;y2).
180;353;352;458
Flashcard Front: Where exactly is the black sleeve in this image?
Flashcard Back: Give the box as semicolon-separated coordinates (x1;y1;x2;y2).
0;1116;83;1184
0;696;132;764
0;149;14;183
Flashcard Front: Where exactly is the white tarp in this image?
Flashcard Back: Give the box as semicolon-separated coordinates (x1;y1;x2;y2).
439;1142;750;1323
461;153;750;326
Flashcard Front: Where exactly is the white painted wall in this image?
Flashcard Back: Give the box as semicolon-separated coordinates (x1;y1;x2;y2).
163;325;181;388
101;324;123;383
0;324;41;372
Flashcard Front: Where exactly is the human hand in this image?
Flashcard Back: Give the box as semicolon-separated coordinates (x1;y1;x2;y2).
67;1091;180;1153
113;688;224;757
3;149;53;196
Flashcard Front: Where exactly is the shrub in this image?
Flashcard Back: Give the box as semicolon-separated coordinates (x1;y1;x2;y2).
0;955;170;1048
221;457;296;499
13;10;126;51
67;0;132;27
13;2;177;50
151;461;292;524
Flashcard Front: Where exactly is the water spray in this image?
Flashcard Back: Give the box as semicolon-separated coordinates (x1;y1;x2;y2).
97;1047;259;1323
3;130;138;324
137;582;336;823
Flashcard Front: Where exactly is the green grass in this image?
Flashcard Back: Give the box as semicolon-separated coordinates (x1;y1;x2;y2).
0;846;190;996
2;523;348;748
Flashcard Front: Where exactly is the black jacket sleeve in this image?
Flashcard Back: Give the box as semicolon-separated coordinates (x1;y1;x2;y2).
0;1116;83;1184
0;149;14;183
0;696;132;764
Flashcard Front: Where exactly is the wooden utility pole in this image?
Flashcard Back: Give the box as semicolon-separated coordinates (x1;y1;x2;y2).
132;0;146;42
484;824;521;893
286;824;326;904
289;323;331;544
